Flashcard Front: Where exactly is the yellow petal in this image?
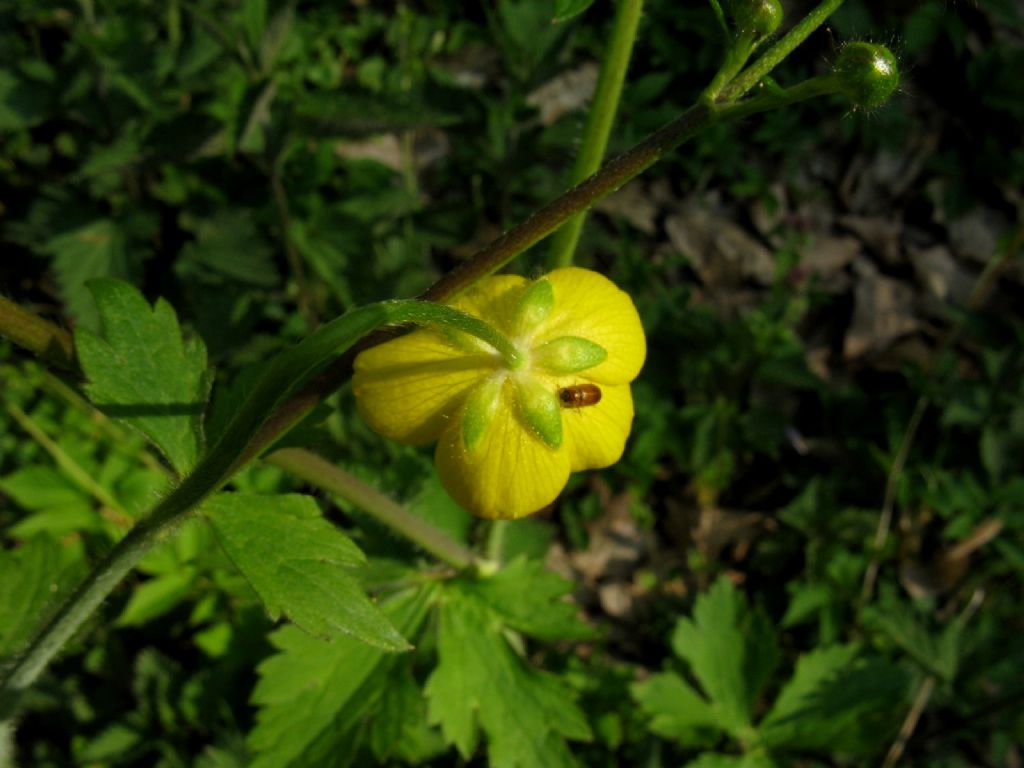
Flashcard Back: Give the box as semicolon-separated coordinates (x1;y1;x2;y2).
435;380;571;519
560;382;635;472
447;274;528;335
353;329;499;446
534;268;646;385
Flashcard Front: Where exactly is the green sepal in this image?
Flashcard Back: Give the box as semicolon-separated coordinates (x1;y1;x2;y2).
728;0;783;38
513;278;554;336
462;377;504;453
514;376;562;449
533;336;607;374
834;42;899;109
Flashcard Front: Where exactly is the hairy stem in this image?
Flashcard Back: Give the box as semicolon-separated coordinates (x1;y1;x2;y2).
548;0;645;269
267;448;484;573
719;0;846;102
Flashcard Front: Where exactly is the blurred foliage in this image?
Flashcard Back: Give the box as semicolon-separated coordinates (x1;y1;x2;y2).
2;0;1023;766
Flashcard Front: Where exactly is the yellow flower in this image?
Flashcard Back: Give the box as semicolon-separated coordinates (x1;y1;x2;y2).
352;268;646;519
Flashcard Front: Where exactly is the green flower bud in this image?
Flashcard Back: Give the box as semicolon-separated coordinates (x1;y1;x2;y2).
834;42;900;109
728;0;783;39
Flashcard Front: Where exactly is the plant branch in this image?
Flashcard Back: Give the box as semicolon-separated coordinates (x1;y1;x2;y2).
719;0;846;102
0;295;76;371
5;401;128;520
267;448;485;573
549;0;645;269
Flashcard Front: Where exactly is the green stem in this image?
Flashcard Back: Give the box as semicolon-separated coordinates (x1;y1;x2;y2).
5;401;128;520
548;0;645;269
702;28;757;104
719;0;846;103
0;298;517;713
0;295;76;371
707;0;729;37
714;74;842;120
267;448;485;573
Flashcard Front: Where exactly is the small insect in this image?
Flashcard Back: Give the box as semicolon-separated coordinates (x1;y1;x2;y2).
558;383;602;409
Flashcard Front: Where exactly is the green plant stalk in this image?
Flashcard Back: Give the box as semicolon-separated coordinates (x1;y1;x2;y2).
707;0;729;37
0;295;76;371
267;448;485;572
5;401;128;520
702;28;757;104
719;0;846;102
548;0;645;269
0;299;520;715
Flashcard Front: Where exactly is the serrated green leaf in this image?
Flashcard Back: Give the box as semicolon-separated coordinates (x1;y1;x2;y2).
671;577;779;736
461;557;594;641
631;672;720;746
178;209;279;288
43;219;144;331
0;536;85;657
74;279;210;476
863;603;961;682
203;493;408;651
369;664;446;764
425;592;591;768
759;644;911;755
248;586;435;768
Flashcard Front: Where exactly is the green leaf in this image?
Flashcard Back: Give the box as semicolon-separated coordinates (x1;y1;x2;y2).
407;474;473;546
241;0;268;52
0;464;103;539
248;586;435;768
461;557;594;641
670;577;779;736
425;590;591;768
0;465;87;510
368;665;446;764
631;672;720;746
0;68;51;130
686;754;778;768
74;279;210;476
203;493;408;651
759;644;911;755
0;536;84;657
44;219;143;332
178;209;279;289
863;603;961;682
116;568;197;627
553;0;597;23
